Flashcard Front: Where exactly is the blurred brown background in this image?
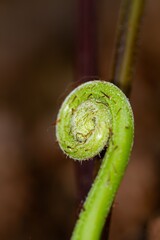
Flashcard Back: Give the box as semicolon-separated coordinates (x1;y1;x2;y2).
0;0;160;239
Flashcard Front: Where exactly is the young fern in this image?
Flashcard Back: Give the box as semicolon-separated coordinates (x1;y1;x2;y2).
56;80;134;240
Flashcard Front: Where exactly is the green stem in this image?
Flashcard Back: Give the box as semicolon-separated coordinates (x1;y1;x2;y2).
56;81;134;239
111;0;145;95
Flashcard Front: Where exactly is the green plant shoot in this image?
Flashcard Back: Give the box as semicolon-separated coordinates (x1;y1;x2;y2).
56;80;134;240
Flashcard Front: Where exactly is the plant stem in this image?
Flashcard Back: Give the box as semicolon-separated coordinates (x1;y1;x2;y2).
74;0;98;202
107;0;145;238
111;0;145;96
75;0;98;83
73;0;145;239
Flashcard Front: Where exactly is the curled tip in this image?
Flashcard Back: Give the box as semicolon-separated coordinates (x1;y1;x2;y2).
56;80;134;240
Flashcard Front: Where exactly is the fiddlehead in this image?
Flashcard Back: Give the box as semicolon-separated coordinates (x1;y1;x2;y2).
56;80;134;240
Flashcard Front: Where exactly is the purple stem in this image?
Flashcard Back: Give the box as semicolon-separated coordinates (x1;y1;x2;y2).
74;1;111;239
75;0;98;83
74;0;98;202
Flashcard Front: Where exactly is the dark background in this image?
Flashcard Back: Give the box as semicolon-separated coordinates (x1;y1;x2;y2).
0;0;160;239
